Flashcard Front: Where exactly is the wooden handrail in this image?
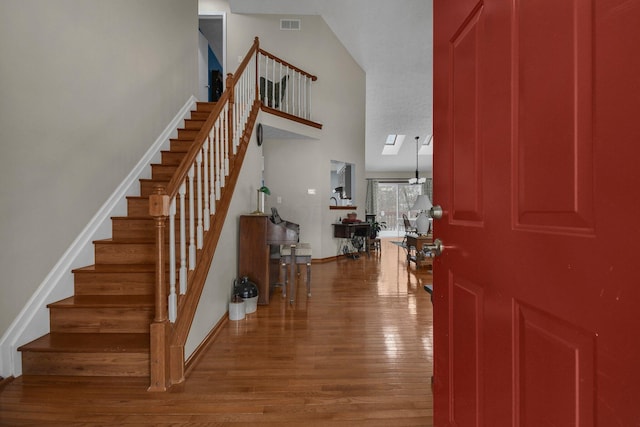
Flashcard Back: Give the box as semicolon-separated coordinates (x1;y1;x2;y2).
258;48;318;81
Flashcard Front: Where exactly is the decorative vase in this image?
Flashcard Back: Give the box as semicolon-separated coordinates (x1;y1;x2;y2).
253;189;267;214
258;189;265;213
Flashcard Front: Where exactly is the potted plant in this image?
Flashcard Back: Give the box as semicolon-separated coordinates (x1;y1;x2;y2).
370;220;387;239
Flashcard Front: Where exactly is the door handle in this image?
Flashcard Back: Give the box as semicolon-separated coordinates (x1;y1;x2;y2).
422;238;444;256
429;205;443;220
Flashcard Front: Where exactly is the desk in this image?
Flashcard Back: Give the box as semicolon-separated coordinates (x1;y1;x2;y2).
333;223;371;255
406;234;434;269
239;215;298;304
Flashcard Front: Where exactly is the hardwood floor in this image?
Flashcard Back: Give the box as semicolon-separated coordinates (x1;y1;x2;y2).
0;238;434;426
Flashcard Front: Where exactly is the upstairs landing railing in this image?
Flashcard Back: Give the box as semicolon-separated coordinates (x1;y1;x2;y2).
258;46;322;129
147;37;320;391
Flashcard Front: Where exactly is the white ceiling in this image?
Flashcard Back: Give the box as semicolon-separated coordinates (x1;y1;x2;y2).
228;0;433;174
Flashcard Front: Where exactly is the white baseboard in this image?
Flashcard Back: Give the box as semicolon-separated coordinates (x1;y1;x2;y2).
0;96;198;378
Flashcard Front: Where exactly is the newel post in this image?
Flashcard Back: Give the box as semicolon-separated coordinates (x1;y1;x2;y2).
148;185;171;391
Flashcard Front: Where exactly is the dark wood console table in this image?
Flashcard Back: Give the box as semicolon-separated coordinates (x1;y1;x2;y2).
333;222;371;254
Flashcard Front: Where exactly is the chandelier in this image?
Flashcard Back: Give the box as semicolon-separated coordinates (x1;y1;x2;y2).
409;136;426;184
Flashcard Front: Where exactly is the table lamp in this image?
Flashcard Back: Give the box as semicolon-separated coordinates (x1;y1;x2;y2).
411;194;432;235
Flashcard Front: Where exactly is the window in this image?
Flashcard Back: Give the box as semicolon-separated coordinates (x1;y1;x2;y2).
381;134;405;155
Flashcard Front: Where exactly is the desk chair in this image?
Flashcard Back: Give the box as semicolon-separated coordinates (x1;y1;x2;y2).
259;75;289;109
402;213;417;246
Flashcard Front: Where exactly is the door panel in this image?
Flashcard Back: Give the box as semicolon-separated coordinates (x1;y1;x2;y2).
514;302;595;426
451;3;484;225
450;274;483;427
434;0;640;425
513;0;595;233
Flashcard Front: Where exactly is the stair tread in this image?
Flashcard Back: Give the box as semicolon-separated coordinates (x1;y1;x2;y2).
48;295;154;308
72;264;155;273
195;102;216;111
111;216;153;220
19;333;149;353
139;178;169;183
94;238;154;244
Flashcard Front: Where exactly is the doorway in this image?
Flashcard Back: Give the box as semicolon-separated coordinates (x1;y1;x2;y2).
198;13;226;102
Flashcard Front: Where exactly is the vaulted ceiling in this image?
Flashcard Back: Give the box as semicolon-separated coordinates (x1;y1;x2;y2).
228;0;433;175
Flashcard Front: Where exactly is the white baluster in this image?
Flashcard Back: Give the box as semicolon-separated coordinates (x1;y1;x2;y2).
271;57;276;108
208;132;216;216
265;55;268;101
239;74;244;131
168;197;177;322
203;138;210;229
223;104;229;179
303;77;311;120
219;112;224;188
179;182;187;294
253;56;257;100
241;66;245;115
258;53;262;105
233;89;239;154
298;73;302;118
279;62;283;112
244;69;249;124
215;118;221;198
188;165;196;270
196;151;203;249
297;71;301;117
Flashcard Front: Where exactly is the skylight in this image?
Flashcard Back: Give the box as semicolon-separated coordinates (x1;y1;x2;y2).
418;135;433;155
381;134;405;155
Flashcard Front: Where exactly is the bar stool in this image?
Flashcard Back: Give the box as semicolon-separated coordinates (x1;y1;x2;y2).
279;243;312;304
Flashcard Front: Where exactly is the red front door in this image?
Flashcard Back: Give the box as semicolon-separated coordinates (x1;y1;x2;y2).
433;0;640;425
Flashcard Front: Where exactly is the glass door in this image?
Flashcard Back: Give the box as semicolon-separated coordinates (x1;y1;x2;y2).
376;182;423;237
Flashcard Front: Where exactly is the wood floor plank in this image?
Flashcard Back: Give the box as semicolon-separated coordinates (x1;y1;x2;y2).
0;239;433;426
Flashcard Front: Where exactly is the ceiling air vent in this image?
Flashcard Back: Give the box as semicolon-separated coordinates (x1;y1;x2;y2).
280;19;301;30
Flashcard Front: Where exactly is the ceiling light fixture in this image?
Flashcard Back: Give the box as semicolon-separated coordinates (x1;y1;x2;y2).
409;136;426;184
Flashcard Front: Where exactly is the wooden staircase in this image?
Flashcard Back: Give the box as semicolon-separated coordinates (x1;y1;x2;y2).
18;102;217;378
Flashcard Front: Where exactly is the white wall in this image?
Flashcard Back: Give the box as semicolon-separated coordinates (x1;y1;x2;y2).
0;0;198;338
200;0;366;259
